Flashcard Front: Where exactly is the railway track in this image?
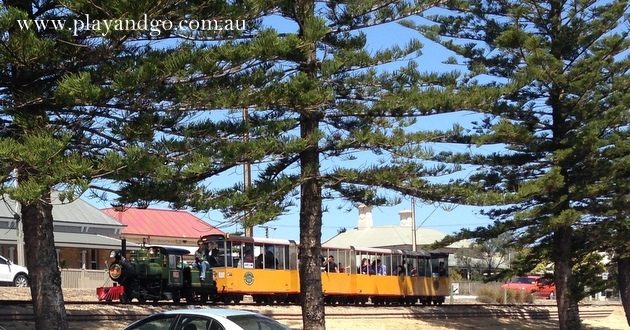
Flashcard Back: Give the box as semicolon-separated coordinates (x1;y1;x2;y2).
0;301;615;323
0;299;618;308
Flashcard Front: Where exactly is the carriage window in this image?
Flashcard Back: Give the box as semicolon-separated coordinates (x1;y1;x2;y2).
373;253;385;275
254;244;264;269
208;241;225;267
243;243;255;269
423;258;432;277
337;249;350;273
356;252;365;274
433;257;447;276
357;252;377;275
349;250;357;274
326;249;339;273
381;254;392;276
231;242;242;268
393;255;405;275
224;242;233;267
414;258;422;276
262;245;279;269
275;246;286;270
409;257;419;276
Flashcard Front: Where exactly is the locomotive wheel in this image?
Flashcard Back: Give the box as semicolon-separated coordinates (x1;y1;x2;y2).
138;296;147;303
119;293;130;304
183;290;193;304
199;293;208;304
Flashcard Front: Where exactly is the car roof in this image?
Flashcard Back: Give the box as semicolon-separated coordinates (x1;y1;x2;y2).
161;308;261;318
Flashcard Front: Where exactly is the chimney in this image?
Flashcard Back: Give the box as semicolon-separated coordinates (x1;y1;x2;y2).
358;204;373;230
399;209;412;227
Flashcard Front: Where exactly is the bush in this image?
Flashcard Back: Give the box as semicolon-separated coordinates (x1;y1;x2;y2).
475;285;535;304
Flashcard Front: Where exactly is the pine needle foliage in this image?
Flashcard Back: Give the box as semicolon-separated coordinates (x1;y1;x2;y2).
1;1;259;328
137;1;506;328
417;1;629;328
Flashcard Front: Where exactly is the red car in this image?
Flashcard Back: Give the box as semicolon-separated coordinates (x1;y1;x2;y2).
501;275;556;299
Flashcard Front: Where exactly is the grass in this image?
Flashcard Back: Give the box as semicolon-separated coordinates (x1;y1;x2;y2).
475;285;535;304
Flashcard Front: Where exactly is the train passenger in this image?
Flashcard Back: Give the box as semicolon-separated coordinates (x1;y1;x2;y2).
208;245;220;267
264;250;278;269
255;253;264;269
324;255;338;272
193;241;209;281
409;265;418;276
242;247;254;268
359;258;373;274
338;262;345;273
396;264;406;276
375;259;386;275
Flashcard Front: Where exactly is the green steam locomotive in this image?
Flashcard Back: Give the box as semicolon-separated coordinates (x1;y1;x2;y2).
106;244;216;303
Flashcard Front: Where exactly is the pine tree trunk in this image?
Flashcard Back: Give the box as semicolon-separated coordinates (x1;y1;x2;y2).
618;254;630;326
298;109;325;330
553;226;581;330
295;1;324;328
21;192;68;330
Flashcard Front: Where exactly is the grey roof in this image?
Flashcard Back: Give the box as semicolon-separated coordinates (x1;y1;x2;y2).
0;192;121;227
324;225;470;249
0;229;139;249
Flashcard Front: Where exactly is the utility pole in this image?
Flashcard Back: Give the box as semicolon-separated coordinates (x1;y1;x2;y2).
13;168;25;265
243;107;253;237
259;225;276;238
411;197;417;252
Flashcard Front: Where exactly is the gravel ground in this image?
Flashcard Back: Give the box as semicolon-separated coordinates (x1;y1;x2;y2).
0;288;627;330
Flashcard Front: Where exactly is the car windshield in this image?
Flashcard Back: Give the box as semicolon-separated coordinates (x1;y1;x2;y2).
513;277;536;284
226;315;287;330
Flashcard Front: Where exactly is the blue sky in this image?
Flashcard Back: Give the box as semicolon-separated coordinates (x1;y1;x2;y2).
83;10;498;243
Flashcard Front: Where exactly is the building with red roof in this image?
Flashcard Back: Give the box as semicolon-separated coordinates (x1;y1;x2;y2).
102;207;223;249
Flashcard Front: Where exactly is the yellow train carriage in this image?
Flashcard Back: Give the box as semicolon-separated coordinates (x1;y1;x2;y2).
199;234;449;305
321;246;449;305
199;235;300;303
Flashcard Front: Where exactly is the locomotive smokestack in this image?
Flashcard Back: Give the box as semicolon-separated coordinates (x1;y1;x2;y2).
121;238;127;258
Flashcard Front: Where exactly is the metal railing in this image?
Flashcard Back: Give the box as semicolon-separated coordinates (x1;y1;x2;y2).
60;269;112;289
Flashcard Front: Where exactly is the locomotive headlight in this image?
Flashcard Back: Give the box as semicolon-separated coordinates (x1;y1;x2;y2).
109;264;122;280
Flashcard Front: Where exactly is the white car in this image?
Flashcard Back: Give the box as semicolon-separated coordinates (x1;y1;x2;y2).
124;308;290;330
0;255;29;287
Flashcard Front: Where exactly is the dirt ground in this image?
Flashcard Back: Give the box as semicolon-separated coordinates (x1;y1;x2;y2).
2;306;627;330
0;288;628;330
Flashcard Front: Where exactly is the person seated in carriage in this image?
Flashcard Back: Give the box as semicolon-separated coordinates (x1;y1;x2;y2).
193;240;209;280
324;255;338;272
207;243;220;267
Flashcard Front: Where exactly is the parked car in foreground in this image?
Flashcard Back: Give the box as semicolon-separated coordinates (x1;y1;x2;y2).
124;308;290;330
0;255;28;287
501;275;556;299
